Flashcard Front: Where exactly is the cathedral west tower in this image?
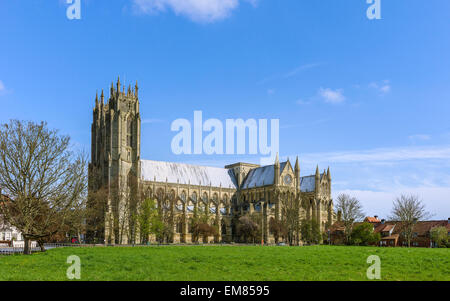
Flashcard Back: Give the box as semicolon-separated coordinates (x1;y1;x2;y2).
88;77;141;244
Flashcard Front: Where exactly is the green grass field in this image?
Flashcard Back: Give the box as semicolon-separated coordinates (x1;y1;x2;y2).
0;245;448;281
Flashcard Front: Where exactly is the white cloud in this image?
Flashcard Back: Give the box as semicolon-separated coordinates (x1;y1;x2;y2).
300;145;450;164
0;80;4;91
318;87;345;104
132;0;256;23
409;134;431;142
294;144;450;219
258;62;323;85
284;63;323;78
380;85;391;93
296;98;310;105
334;187;450;220
369;80;391;95
286;144;450;219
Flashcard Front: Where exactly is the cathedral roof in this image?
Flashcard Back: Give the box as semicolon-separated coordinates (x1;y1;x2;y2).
241;164;276;188
140;160;237;188
241;162;289;188
300;175;316;192
241;161;324;192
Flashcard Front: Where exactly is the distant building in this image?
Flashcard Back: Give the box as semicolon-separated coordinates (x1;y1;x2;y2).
375;219;450;247
0;193;23;246
375;222;398;247
328;217;450;247
364;216;381;224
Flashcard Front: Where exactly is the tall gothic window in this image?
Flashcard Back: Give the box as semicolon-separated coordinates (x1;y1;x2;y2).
127;118;132;147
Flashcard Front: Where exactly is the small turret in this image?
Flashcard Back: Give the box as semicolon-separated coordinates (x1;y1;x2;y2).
117;76;121;93
315;165;320;194
327;167;331;181
294;156;300;184
95;91;99;107
101;89;104;104
135;81;139;98
274;153;280;185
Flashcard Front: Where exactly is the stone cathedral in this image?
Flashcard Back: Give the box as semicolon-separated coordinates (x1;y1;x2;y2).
88;78;334;245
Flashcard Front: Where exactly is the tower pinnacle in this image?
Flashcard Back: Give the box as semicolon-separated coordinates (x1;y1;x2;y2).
135;81;139;98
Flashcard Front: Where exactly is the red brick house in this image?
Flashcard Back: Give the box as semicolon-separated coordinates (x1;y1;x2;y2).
328;216;450;247
364;216;381;224
375;220;450;247
375;223;399;247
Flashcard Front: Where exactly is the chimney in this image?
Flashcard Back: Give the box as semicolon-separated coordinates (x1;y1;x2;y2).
381;219;385;224
374;215;378;220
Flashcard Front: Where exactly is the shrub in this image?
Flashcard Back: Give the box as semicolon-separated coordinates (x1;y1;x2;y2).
430;227;448;248
350;223;380;246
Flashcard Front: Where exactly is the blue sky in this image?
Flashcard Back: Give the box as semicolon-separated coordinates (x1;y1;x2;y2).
1;0;450;218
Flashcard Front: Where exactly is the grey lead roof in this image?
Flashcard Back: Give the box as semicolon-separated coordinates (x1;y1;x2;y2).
141;159;320;193
242;165;274;188
300;173;324;192
141;160;237;188
241;162;287;188
300;176;315;192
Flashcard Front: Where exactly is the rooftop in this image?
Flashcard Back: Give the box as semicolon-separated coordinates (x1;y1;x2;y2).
141;160;237;188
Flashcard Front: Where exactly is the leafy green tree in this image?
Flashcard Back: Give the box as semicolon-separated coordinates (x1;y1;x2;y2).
300;219;312;244
138;198;162;244
430;227;448;248
301;219;321;244
249;212;263;243
311;219;321;244
350;222;380;246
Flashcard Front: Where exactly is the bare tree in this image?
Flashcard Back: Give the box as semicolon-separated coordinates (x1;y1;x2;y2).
389;194;431;247
335;194;365;244
0;120;87;254
269;217;285;244
280;196;301;246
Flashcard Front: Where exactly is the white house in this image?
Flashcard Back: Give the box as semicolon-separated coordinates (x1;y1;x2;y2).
0;192;25;246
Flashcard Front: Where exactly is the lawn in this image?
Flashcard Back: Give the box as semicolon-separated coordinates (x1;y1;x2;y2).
0;245;448;281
